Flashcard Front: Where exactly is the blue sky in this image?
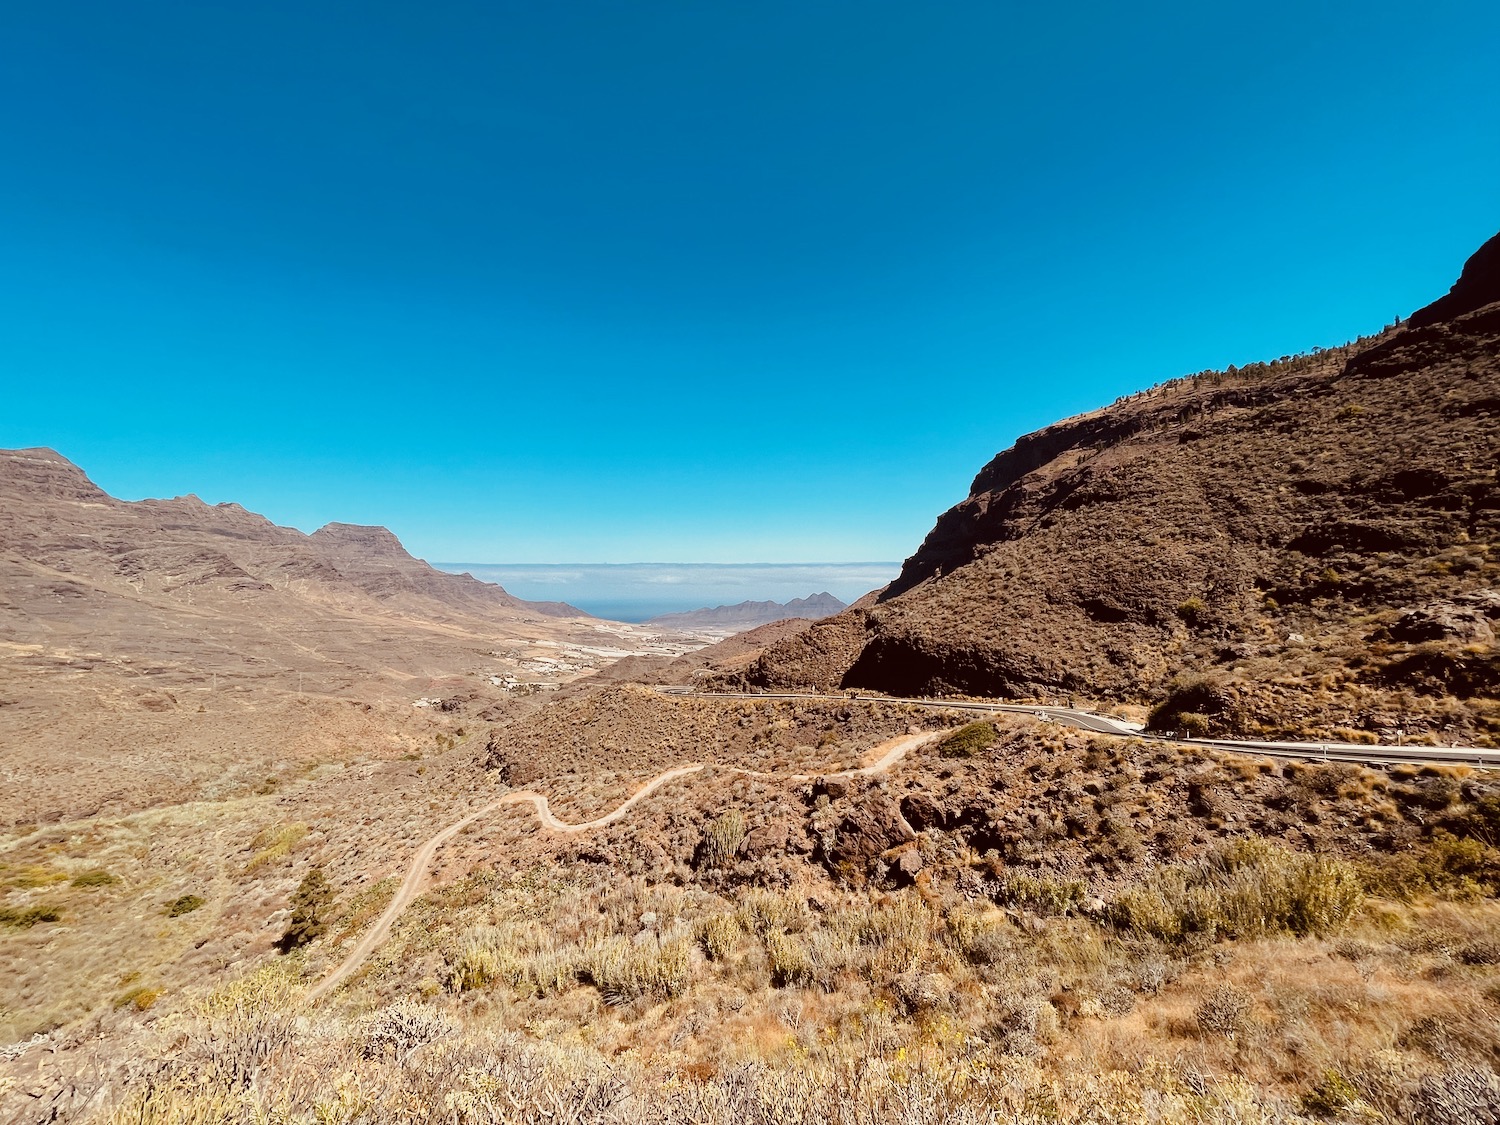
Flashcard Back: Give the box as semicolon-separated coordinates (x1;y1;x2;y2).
3;1;1496;563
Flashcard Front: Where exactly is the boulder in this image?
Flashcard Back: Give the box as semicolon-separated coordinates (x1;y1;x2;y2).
1392;597;1497;644
824;795;915;872
900;792;950;831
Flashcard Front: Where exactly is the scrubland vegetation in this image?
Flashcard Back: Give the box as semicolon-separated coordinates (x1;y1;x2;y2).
4;701;1498;1123
41;854;1498;1125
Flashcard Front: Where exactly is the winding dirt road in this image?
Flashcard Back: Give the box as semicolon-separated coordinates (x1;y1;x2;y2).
305;732;934;1004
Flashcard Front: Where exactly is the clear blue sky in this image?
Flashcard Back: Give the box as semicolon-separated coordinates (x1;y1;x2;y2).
3;1;1496;563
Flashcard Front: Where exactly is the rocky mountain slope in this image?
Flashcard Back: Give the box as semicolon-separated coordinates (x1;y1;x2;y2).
727;233;1500;745
647;592;847;632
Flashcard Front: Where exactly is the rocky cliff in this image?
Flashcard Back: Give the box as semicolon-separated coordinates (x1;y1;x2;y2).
728;233;1500;745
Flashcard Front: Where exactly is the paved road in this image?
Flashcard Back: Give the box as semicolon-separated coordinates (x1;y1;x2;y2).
659;688;1500;770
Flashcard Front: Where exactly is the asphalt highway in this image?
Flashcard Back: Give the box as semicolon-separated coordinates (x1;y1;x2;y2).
658;688;1500;770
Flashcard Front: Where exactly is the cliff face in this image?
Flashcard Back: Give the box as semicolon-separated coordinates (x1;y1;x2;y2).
732;234;1500;745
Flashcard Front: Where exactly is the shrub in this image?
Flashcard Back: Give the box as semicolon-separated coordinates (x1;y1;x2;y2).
361;1001;454;1057
582;935;692;1003
1177;597;1207;628
165;894;205;917
1194;983;1253;1040
1177;712;1212;737
765;929;812;988
992;871;1087;916
1110;839;1362;943
245;823;308;872
278;867;334;952
945;908;1011;965
70;869;117;888
1147;673;1229;733
938;722;998;759
1301;1069;1361;1117
451;950;496;994
702;811;747;868
114;986;163;1012
1458;939;1500;966
0;905;61;928
737;890;807;936
696;912;741;961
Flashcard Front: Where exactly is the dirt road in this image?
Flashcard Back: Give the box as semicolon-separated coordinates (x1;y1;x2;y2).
304;731;934;1004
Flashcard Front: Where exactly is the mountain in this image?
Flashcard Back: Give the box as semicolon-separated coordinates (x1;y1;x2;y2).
726;232;1500;745
646;592;848;632
0;450;668;826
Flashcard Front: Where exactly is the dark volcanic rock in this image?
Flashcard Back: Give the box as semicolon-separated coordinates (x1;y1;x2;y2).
1392;594;1499;644
1408;230;1500;328
824;794;915;873
900;792;951;831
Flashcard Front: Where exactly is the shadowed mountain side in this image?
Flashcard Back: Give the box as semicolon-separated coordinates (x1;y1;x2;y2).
723;233;1500;745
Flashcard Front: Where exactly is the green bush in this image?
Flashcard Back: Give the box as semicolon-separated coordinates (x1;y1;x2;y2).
165;894;206;917
70;869;118;888
938;722;998;759
0;904;62;928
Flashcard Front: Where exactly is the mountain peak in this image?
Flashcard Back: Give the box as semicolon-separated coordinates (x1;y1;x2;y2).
1408;229;1500;328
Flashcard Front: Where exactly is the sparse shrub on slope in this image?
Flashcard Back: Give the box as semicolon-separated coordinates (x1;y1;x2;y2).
938;721;998;759
164;894;204;917
700;809;747;868
581;934;692;1003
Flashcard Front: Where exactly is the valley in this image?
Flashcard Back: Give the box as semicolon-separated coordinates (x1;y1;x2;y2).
1;233;1498;1123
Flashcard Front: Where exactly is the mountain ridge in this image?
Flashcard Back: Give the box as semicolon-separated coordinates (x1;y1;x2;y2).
722;232;1500;746
646;592;848;631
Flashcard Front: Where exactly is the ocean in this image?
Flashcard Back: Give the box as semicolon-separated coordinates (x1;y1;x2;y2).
432;561;902;622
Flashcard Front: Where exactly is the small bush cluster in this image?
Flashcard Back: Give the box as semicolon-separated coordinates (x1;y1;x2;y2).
702;810;747;868
360;1000;455;1058
1110;839;1363;943
278;867;333;952
992;870;1088;916
164;894;205;917
0;904;61;928
938;721;998;759
695;912;741;961
69;869;117;888
1194;983;1253;1040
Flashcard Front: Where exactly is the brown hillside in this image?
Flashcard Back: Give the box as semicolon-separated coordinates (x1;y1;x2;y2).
0;450;696;826
728;235;1500;745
